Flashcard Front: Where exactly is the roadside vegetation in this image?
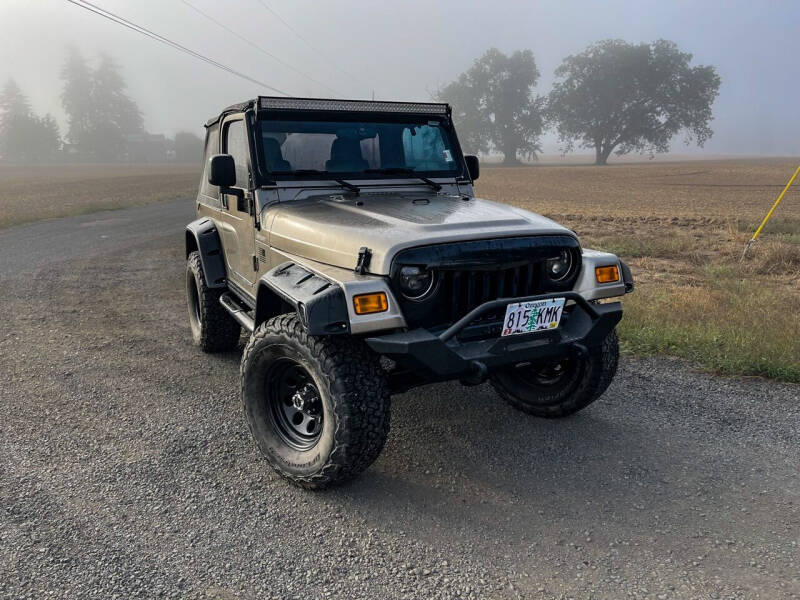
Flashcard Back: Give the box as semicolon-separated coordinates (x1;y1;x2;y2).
477;159;800;383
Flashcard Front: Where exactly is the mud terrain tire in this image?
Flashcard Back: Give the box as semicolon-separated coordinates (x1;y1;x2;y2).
241;314;390;489
490;329;619;418
186;251;241;352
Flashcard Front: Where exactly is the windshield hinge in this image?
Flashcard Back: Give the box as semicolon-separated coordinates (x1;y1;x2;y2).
355;247;372;275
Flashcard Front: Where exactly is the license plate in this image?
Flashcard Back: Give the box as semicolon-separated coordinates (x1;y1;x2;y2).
501;298;566;337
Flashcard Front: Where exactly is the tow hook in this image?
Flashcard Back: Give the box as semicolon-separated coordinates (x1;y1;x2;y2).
460;360;488;386
571;343;589;358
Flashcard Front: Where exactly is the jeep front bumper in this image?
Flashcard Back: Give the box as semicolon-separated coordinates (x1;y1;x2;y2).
365;292;622;382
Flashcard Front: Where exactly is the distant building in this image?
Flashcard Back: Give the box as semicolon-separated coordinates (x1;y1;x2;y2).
124;133;167;163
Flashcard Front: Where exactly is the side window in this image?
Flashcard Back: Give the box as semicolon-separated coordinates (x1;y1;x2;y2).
223;120;250;188
199;125;219;200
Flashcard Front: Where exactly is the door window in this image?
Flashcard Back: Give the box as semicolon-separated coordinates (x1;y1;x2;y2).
223;120;250;188
199;125;219;201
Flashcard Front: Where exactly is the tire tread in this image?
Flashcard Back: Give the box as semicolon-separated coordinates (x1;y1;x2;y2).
491;329;619;418
187;252;241;353
241;314;390;489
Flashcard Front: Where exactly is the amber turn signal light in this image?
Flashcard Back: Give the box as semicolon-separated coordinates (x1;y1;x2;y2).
353;292;388;315
595;265;620;284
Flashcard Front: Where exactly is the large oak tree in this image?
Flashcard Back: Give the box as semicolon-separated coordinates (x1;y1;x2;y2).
548;39;721;165
436;48;544;165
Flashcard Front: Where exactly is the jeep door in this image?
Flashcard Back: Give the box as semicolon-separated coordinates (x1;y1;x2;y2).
217;116;257;295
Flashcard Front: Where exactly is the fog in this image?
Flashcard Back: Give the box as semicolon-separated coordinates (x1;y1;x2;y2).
1;0;798;156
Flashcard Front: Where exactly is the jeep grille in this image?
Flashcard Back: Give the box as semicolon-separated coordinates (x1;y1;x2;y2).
390;236;581;331
441;262;541;324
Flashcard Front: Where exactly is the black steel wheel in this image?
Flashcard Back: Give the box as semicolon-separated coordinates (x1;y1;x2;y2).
241;314;390;489
512;357;582;391
490;329;619;418
265;359;324;451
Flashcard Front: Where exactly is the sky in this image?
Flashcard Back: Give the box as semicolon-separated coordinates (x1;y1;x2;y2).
1;0;798;156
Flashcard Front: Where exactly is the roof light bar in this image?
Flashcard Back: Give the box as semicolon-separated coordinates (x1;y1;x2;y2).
258;96;449;115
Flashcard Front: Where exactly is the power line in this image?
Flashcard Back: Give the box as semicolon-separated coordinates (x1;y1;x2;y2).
253;0;370;92
63;0;290;96
179;0;339;96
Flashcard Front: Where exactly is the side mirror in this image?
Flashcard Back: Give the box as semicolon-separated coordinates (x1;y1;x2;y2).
465;155;480;181
208;154;236;187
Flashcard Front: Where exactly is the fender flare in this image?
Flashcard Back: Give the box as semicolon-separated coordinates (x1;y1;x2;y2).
185;218;227;288
255;261;350;335
620;259;634;293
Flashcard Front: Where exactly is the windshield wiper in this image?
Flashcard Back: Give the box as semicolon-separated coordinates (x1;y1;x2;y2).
268;169;360;194
334;179;360;195
270;169;324;175
365;168;442;191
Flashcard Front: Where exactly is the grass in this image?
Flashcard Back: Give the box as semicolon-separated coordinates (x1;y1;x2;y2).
596;235;701;261
0;164;200;228
477;159;800;383
620;282;800;383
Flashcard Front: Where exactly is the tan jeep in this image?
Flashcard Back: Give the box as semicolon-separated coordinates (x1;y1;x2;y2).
185;97;633;488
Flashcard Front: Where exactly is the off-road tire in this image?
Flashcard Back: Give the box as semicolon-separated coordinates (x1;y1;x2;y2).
241;314;390;489
490;329;619;418
186;251;240;352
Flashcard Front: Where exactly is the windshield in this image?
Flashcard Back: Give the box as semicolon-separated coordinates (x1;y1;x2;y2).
256;116;462;179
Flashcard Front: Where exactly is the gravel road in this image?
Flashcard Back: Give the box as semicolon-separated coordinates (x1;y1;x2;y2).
1;200;798;599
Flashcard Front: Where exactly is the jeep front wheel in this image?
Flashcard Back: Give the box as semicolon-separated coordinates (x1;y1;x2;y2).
490;329;619;418
241;314;390;489
186;251;241;352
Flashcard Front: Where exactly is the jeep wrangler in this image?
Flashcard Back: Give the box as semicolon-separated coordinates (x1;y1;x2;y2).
185;97;633;489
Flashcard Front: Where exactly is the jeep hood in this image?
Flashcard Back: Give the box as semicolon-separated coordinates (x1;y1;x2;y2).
265;192;576;275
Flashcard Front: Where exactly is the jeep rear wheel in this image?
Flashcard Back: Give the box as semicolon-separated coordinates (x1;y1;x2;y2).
186;251;241;352
241;314;390;489
490;329;619;418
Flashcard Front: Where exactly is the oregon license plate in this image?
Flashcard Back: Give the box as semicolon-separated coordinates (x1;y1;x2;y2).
501;298;566;337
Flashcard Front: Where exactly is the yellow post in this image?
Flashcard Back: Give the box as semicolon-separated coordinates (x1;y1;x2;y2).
742;164;800;259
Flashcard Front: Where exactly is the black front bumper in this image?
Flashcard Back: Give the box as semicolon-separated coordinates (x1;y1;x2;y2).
365;292;622;383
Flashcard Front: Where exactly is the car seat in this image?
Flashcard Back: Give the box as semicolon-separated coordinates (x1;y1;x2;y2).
263;137;292;172
325;138;369;172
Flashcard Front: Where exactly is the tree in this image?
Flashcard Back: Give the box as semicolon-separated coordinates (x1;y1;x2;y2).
32;114;62;161
0;79;61;163
90;53;143;159
61;49;144;160
173;131;203;163
436;48;545;164
61;47;94;155
0;78;30;119
548;39;721;165
0;78;31;161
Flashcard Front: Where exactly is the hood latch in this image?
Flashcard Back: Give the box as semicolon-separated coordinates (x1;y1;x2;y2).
355;247;372;275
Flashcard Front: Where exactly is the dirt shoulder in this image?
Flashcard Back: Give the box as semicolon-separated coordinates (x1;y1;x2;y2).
0;163;199;228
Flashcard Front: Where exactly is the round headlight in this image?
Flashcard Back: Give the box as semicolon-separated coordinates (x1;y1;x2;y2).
398;265;435;299
546;250;573;281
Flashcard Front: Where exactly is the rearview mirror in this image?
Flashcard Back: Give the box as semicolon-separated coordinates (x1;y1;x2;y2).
208;154;236;187
465;155;480;181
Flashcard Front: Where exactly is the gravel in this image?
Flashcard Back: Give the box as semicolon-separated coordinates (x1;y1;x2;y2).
0;204;798;599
